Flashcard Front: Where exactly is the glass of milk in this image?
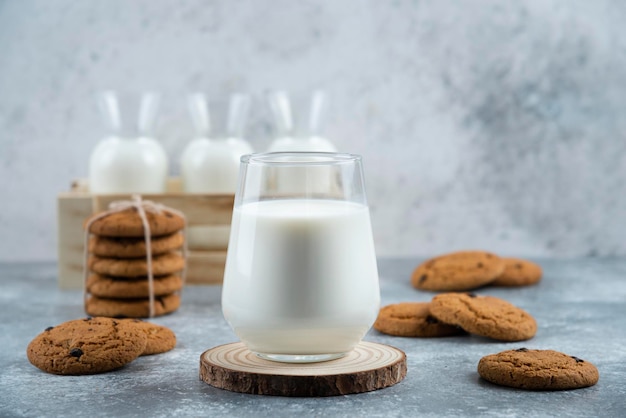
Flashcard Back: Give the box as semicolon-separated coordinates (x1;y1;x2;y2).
222;152;380;363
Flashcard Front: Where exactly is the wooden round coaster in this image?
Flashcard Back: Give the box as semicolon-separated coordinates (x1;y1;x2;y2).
199;341;407;397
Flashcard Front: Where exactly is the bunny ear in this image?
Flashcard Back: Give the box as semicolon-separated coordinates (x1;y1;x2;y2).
97;90;122;133
227;93;251;137
268;90;294;135
97;91;161;136
188;93;211;136
138;92;160;135
308;90;327;135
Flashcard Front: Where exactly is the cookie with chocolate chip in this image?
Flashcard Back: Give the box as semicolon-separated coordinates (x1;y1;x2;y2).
478;348;599;390
490;258;542;287
122;319;177;355
88;252;185;278
26;317;147;375
86;274;183;299
429;293;537;341
411;251;505;291
89;232;184;258
373;302;465;337
86;207;185;238
85;293;181;318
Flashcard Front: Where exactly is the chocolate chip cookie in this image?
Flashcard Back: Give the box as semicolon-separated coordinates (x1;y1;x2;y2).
85;293;181;318
491;258;543;287
429;293;537;341
122;319;177;355
374;302;465;337
86;207;185;237
88;252;185;278
411;251;505;291
86;274;183;299
26;317;147;375
478;348;599;390
89;232;184;258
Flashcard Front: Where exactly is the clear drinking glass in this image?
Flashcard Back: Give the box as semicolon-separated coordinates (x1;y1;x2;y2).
222;152;380;363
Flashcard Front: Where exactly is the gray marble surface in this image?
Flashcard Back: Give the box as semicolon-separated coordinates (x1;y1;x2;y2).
1;258;625;417
2;1;626;261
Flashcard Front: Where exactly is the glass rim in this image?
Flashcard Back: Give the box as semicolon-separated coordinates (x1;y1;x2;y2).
241;152;362;166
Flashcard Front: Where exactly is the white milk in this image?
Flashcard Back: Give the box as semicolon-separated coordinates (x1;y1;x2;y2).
181;137;253;249
89;136;168;194
222;199;380;356
180;137;253;194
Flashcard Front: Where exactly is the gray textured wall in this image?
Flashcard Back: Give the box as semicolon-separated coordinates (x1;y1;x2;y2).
1;0;624;261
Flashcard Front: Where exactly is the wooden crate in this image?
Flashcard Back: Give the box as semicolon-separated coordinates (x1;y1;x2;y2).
57;178;234;289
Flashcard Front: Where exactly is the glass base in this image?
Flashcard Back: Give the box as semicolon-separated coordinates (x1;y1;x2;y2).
254;352;347;363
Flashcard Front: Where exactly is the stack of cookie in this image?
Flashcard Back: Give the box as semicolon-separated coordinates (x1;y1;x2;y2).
84;206;186;318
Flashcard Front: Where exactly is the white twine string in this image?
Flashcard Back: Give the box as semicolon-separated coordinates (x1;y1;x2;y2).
83;194;187;318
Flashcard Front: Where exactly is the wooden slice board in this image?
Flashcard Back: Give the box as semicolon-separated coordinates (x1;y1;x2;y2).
199;341;407;397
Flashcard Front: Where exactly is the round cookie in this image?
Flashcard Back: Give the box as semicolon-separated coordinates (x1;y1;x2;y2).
429;293;537;342
490;258;543;287
86;207;185;238
87;274;183;299
85;293;181;318
478;348;599;390
373;302;465;337
26;317;147;375
411;251;505;291
122;319;177;355
89;232;184;258
88;252;185;278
